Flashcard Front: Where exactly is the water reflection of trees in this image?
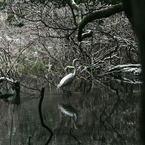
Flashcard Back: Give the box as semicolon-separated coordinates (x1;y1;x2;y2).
0;78;141;145
55;79;141;144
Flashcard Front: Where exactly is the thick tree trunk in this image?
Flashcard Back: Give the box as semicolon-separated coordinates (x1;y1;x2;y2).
123;0;145;144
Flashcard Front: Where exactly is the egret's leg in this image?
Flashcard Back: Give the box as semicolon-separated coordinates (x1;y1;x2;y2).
65;89;71;95
62;89;72;95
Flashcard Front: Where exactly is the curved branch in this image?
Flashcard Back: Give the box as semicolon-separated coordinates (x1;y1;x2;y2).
78;3;123;41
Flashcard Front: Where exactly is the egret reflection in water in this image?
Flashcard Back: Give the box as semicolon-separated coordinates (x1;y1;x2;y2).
58;103;78;129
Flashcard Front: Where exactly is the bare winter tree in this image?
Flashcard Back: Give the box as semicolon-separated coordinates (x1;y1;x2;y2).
0;0;143;144
4;1;138;63
0;0;139;101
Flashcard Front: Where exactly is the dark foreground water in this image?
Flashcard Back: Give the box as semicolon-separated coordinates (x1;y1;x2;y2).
0;79;141;145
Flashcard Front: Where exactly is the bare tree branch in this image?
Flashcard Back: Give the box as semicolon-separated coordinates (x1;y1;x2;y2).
78;3;123;41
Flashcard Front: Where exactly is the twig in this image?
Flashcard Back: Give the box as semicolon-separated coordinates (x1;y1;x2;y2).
38;87;53;145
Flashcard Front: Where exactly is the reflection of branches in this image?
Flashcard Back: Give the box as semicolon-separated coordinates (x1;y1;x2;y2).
11;81;20;105
100;106;107;130
21;84;41;93
38;87;53;145
93;79;116;94
100;89;124;140
105;90;121;119
69;128;81;145
28;136;31;145
105;119;124;140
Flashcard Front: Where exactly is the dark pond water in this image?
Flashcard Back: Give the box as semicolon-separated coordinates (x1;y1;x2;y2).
0;78;141;145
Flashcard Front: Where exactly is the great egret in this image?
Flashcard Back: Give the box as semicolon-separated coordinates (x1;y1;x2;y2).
57;59;80;89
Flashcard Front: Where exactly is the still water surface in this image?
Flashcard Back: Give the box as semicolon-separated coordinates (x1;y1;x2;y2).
0;79;141;145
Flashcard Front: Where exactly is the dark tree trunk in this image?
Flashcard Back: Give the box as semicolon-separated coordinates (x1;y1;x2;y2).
123;0;145;144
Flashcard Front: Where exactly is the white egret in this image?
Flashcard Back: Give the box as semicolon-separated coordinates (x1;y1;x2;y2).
57;59;80;89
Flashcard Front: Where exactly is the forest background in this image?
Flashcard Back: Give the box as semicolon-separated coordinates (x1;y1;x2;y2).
0;0;145;144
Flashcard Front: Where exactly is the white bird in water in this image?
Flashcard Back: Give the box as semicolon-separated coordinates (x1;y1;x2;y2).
57;59;80;89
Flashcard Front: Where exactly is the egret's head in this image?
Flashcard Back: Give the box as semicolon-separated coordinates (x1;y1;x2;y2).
72;59;80;66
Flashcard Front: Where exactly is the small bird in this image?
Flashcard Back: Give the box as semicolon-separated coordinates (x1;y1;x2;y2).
57;59;80;89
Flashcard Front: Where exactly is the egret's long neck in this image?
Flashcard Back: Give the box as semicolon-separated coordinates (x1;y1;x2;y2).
73;66;76;75
72;59;79;75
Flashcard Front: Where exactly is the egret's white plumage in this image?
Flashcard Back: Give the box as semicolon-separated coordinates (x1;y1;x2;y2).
57;71;75;88
57;59;79;89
